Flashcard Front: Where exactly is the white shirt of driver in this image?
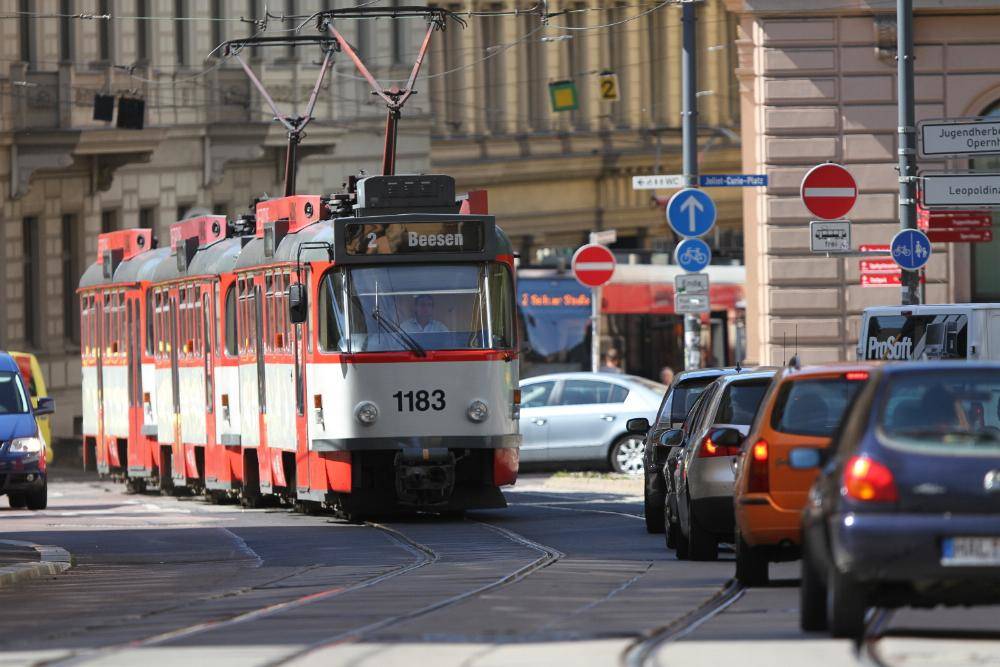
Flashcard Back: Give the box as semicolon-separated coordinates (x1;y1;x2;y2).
400;318;449;334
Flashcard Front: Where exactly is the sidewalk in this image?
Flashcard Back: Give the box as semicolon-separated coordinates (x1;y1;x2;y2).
0;539;72;587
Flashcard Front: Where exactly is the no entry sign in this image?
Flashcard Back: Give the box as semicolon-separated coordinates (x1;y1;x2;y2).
801;163;857;220
572;243;616;288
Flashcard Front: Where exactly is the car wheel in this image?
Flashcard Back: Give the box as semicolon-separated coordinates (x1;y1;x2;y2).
25;482;47;511
644;482;665;534
7;493;26;509
827;569;867;639
735;531;769;587
662;499;678;549
673;519;690;559
610;435;645;475
687;500;718;561
800;554;828;632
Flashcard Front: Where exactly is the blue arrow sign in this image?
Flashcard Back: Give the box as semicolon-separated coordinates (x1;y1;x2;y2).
667;188;717;238
699;174;768;187
891;229;932;271
675;238;712;273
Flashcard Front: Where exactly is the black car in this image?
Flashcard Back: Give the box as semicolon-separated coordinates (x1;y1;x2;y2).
798;362;1000;638
640;368;739;534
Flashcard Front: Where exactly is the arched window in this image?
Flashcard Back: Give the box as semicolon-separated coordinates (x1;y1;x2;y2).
971;101;1000;301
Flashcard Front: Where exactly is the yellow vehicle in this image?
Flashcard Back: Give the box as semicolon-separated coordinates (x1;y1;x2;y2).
9;351;53;464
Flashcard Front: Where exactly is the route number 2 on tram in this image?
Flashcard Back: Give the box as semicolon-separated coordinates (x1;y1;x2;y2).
393;390;446;412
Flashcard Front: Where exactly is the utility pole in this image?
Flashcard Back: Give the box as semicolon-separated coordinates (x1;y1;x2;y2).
681;0;701;370
897;0;920;305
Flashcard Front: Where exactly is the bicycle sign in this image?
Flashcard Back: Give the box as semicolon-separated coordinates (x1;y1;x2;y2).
675;238;712;272
891;229;932;271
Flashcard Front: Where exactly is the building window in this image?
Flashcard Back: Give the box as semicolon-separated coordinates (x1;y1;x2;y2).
139;207;156;229
137;0;151;63
60;0;74;62
98;0;112;62
565;3;587;129
22;218;40;348
285;0;297;59
177;204;194;221
481;7;505;134
442;3;463;133
971;101;1000;301
101;210;118;234
175;0;188;66
391;0;405;64
211;0;224;51
523;12;546;132
20;0;34;66
62;215;82;344
607;2;627;127
213;203;228;216
356;0;371;57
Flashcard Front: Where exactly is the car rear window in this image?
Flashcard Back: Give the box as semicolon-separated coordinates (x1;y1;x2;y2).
716;380;770;426
770;377;865;437
658;377;715;425
879;371;1000;453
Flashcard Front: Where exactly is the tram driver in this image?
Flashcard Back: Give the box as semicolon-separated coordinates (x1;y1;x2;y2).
401;294;449;334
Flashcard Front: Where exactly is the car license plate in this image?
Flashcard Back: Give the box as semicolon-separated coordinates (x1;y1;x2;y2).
941;537;1000;566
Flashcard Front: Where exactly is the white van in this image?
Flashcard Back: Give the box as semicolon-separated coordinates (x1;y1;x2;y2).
858;304;1000;361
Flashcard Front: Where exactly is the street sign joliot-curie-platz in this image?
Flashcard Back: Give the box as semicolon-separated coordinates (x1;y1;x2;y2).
667;188;717;238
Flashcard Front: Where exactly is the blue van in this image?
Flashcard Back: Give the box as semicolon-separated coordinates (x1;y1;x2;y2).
0;352;54;510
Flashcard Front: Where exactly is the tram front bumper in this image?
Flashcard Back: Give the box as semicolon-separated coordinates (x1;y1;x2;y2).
394;448;455;506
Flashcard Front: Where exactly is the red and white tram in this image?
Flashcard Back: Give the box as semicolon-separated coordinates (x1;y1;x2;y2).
79;178;521;515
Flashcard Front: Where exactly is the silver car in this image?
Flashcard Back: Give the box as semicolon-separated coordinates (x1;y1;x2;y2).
668;369;775;560
519;372;666;474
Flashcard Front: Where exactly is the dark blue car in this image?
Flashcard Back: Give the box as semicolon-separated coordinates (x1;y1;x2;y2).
0;352;54;510
798;362;1000;638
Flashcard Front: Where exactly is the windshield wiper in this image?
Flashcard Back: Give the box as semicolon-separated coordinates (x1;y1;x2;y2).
372;308;426;357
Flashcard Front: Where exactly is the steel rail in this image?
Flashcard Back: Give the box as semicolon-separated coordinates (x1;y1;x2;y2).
621;578;745;667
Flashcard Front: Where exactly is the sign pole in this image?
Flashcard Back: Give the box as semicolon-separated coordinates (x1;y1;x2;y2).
897;0;920;305
591;286;601;372
681;0;701;371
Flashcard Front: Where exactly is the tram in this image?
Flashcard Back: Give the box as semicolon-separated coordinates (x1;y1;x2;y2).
77;7;520;515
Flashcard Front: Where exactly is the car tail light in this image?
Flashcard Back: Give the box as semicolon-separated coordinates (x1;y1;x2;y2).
696;436;740;458
747;438;769;493
843;455;898;503
844;371;869;381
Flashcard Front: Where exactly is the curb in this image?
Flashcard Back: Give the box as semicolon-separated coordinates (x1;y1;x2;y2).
0;539;73;588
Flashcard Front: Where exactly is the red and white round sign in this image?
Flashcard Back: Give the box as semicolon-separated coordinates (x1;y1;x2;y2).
800;163;857;220
572;244;616;288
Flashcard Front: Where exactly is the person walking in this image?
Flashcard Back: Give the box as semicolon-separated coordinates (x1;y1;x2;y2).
599;348;624;374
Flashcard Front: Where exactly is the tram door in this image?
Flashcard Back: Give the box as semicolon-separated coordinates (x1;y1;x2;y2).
169;293;182;463
94;292;106;470
126;296;143;471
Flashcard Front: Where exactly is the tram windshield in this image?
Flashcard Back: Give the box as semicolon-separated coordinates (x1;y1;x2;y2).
319;263;515;353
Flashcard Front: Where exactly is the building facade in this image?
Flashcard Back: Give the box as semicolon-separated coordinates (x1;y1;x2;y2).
726;0;1000;365
2;0;431;447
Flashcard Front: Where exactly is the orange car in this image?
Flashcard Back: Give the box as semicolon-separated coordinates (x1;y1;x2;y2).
733;361;878;586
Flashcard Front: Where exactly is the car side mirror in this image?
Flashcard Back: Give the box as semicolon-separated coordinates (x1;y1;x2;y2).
34;397;55;416
788;447;823;470
288;283;307;324
626;417;650;435
652;429;683;466
709;426;742;448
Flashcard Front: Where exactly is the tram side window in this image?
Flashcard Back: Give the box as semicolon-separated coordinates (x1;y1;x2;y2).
145;292;154;356
193;288;203;358
487;264;515;349
224;284;237;357
318;270;348;353
264;274;274;354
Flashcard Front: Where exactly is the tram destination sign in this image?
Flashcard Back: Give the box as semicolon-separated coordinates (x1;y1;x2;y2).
921;173;1000;208
344;220;485;255
919;118;1000;158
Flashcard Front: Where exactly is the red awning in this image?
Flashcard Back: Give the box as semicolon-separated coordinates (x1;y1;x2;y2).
601;283;744;315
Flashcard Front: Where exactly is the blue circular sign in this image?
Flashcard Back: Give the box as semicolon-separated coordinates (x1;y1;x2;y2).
675;238;712;272
891;229;932;271
667;188;717;238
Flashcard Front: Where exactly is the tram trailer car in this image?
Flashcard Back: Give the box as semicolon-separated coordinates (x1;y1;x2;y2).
80;175;521;516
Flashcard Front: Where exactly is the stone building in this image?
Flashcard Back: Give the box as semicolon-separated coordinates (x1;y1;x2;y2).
2;0;431;446
725;0;1000;365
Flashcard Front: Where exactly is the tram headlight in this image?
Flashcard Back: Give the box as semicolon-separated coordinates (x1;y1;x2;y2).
467;400;489;423
354;401;379;425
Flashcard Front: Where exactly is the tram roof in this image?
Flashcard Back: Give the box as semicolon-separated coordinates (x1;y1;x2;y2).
152;236;246;284
78;246;172;290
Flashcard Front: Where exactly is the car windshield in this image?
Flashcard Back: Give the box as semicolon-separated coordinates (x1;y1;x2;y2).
659;377;715;426
880;372;1000;453
715;379;771;426
770;377;865;437
318;263;514;353
0;371;30;414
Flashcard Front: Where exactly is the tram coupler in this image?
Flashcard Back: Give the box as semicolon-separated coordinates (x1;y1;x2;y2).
394;448;455;506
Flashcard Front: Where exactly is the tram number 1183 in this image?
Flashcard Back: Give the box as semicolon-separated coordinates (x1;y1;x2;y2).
393;389;446;412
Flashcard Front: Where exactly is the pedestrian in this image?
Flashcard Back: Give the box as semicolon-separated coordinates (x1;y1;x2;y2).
660;366;674;386
600;348;624;374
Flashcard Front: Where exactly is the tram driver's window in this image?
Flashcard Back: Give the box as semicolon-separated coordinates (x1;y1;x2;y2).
224;284;238;357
